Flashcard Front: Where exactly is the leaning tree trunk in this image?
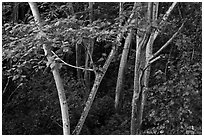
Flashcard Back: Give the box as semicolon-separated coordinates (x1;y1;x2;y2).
73;45;117;135
28;2;70;135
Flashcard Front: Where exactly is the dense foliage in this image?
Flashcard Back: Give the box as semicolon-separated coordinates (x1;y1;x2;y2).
2;2;202;135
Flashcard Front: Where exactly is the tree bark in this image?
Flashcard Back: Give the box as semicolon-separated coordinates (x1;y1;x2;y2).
132;3;155;135
114;2;138;113
76;43;82;80
131;2;179;134
73;45;117;135
28;2;70;135
115;30;132;113
28;3;41;26
89;2;93;23
67;2;74;16
131;25;142;134
84;3;94;93
52;62;70;135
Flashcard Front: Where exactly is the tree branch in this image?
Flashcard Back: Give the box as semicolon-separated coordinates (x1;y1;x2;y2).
152;2;178;42
51;51;94;72
150;20;186;61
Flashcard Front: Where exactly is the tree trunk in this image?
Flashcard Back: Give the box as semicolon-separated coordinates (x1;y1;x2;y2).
76;43;82;80
119;2;123;27
135;3;154;135
131;2;178;134
89;2;93;23
131;27;142;135
115;30;132;113
52;63;70;135
73;45;117;135
28;2;70;135
28;3;41;26
84;39;94;94
84;3;94;93
115;2;138;113
13;2;19;23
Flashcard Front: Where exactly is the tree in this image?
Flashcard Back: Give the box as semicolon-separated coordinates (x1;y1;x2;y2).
115;2;135;113
84;2;94;93
131;2;185;134
28;2;70;135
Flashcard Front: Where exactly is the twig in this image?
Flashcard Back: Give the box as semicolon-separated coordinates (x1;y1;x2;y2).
3;77;10;95
50;116;63;129
2;83;23;116
164;45;173;76
51;51;94;72
140;55;161;83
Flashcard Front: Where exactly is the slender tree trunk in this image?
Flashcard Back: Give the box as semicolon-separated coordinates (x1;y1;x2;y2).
28;2;70;135
89;2;93;23
131;2;179;134
115;2;138;113
52;63;70;135
76;43;82;80
13;2;19;23
84;39;93;94
135;3;154;135
119;2;123;27
131;25;142;135
131;3;149;134
73;45;117;135
28;3;41;26
115;30;132;113
84;2;94;92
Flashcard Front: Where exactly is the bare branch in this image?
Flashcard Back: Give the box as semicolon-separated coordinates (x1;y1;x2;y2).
159;2;177;26
51;51;94;72
150;20;186;61
152;2;178;41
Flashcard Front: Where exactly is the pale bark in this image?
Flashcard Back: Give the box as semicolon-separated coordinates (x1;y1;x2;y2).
84;2;94;92
52;63;70;135
115;2;138;113
152;2;177;42
28;2;41;26
29;2;70;135
131;2;180;134
119;2;123;27
132;3;155;135
131;33;142;135
73;45;117;135
115;31;132;112
150;20;185;61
